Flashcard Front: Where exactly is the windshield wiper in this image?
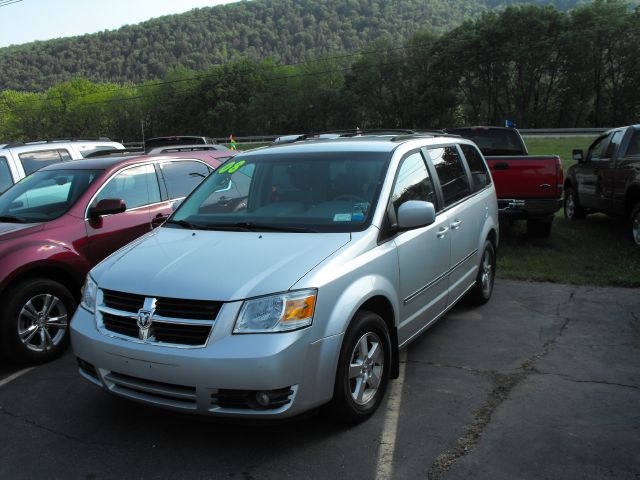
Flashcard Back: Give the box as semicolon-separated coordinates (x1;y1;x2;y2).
230;222;317;233
0;215;26;223
164;219;210;230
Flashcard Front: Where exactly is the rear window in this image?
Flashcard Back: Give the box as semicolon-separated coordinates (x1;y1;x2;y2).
447;128;526;156
18;149;72;175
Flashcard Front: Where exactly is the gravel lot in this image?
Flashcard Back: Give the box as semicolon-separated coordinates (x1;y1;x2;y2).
0;279;638;479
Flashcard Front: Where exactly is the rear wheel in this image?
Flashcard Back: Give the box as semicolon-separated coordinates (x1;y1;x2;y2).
466;240;496;305
526;219;553;238
0;279;75;365
564;187;586;220
631;203;640;246
327;311;391;424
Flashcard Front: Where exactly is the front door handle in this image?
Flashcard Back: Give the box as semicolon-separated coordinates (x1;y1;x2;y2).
437;226;449;238
451;220;462;230
152;214;169;227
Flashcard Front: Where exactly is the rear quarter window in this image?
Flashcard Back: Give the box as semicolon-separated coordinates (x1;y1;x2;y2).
0;156;13;193
460;144;492;192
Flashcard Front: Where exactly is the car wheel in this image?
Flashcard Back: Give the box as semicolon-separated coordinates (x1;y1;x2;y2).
631;203;640;246
327;310;391;424
526;219;553;238
466;240;496;306
564;187;586;220
0;279;76;365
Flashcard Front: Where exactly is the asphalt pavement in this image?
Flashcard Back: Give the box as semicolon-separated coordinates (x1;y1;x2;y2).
0;279;638;480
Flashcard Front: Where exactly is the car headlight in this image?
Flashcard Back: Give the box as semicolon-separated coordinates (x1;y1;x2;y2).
234;289;317;334
80;275;98;313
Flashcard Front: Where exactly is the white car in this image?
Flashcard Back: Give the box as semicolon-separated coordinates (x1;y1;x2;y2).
0;139;125;193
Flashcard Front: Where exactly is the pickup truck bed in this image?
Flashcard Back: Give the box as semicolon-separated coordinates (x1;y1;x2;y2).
447;127;563;237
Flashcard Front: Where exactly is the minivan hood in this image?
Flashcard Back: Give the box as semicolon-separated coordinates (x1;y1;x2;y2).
95;228;351;301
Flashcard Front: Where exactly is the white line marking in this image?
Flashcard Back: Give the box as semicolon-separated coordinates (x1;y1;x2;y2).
0;367;35;387
375;349;408;480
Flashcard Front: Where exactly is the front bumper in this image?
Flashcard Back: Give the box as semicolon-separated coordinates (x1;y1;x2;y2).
70;303;342;418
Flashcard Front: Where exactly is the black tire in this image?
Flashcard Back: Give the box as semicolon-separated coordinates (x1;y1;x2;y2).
466;240;496;306
631;203;640;246
0;279;76;365
526;219;553;238
327;310;391;424
564;187;586;220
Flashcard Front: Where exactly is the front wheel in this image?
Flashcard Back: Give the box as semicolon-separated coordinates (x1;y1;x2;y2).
327;311;391;424
0;279;76;365
465;240;496;306
631;203;640;246
564;187;586;220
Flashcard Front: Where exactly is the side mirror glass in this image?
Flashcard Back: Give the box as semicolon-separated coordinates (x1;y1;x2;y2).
572;149;584;163
397;201;436;230
89;198;126;219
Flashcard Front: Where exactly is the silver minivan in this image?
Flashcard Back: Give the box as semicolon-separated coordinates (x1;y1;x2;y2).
71;133;498;423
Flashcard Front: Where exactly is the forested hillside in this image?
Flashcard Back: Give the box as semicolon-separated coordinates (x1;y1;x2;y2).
0;0;589;91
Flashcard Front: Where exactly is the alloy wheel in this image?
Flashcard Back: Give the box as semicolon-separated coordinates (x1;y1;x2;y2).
17;293;68;352
348;332;384;406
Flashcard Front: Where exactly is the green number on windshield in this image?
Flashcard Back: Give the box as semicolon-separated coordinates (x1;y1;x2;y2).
217;160;246;174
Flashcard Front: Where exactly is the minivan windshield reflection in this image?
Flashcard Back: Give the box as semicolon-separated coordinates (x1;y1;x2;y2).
0;169;101;223
167;152;390;232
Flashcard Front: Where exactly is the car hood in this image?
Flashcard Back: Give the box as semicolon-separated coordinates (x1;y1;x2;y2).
94;227;351;301
0;222;44;241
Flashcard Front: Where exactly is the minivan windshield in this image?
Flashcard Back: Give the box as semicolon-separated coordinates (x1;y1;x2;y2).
0;169;101;223
167;151;390;233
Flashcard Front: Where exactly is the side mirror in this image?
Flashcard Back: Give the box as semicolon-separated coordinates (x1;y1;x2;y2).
397;201;436;230
572;149;584;163
89;198;126;219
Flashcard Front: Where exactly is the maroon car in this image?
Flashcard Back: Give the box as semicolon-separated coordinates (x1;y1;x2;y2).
0;150;234;365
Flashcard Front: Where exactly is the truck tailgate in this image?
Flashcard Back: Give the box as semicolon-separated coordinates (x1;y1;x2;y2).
486;155;562;199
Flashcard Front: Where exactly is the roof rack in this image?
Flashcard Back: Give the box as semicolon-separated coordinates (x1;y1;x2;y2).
83;149;145;159
147;145;229;155
273;129;421;145
4;137;114;148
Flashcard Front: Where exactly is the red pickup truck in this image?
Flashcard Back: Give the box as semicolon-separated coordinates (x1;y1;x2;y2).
446;127;563;237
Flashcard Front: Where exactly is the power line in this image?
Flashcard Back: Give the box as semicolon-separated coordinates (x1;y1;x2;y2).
0;0;24;7
1;40;432;108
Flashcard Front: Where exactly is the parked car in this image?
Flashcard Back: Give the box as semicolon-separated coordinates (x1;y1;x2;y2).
446;126;563;237
0;150;233;365
71;131;499;423
564;125;640;245
144;136;217;152
0;138;126;194
147;145;231;155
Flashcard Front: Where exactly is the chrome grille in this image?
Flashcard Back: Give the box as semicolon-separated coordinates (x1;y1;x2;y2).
98;289;220;348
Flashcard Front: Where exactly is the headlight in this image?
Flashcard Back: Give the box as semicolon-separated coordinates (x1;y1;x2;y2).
234;289;317;334
80;275;98;313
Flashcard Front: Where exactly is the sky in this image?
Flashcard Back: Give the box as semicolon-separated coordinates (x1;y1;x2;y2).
0;0;238;48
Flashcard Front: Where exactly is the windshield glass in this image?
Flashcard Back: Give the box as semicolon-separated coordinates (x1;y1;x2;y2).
0;169;101;223
167;151;390;232
448;128;526;156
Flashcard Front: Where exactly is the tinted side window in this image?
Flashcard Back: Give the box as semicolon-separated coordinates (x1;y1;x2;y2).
605;131;623;158
391;152;436;214
161;161;211;199
429;146;472;207
0;156;13;193
19;149;67;175
625;130;640;157
94;164;160;210
460;144;491;192
587;135;609;162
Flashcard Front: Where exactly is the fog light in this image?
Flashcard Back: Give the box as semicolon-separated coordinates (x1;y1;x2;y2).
255;391;271;407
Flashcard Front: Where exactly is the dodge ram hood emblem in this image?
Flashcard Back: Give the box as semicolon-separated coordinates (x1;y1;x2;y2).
137;309;154;341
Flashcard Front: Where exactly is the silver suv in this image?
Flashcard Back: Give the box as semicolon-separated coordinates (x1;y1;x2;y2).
71;133;498;423
0;139;125;193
